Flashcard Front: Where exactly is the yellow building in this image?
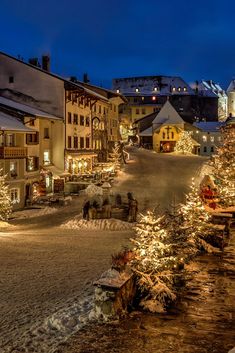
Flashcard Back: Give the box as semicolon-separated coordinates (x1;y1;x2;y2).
139;100;199;153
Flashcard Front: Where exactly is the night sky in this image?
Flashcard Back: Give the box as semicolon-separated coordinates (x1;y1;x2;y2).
0;0;235;89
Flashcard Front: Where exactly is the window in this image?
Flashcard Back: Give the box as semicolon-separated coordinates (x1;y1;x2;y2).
99;105;101;114
6;134;15;146
85;117;90;127
80;115;84;125
10;161;18;178
110;128;113;135
43;151;50;165
178;87;181;92
94;104;96;112
217;136;221;142
171;132;174;139
116;89;120;93
202;135;207;142
136;108;140;114
163;132;166;139
183;87;187;92
135;88;139;93
154;87;158;92
114;105;116;112
10;188;20;204
103;107;106;114
172;87;176;92
26;157;39;172
80;137;84;149
203;146;207;153
68;112;72;124
74;136;78;149
210;136;215;142
9;76;14;83
152;96;156;101
142;108;146;114
211;146;214;153
68;136;72;148
26;132;39;144
73;114;78;125
44;127;49;139
86;137;90;148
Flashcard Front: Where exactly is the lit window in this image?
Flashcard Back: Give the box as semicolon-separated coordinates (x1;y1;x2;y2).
10;161;17;178
43;151;50;165
154;87;158;92
183;87;187;92
202;135;207;142
178;87;181;92
152;96;156;101
116;89;120;93
172;87;176;92
218;136;221;142
210;136;214;142
135;88;139;93
10;188;20;204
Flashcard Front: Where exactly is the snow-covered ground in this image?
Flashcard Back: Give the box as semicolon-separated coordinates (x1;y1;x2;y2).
0;148;207;353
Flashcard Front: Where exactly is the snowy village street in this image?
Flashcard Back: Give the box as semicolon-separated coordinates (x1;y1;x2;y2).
0;148;223;353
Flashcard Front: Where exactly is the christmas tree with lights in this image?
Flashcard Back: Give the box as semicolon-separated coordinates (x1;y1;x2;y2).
108;142;122;172
209;123;235;206
180;178;217;253
131;211;178;312
174;131;194;154
0;169;12;221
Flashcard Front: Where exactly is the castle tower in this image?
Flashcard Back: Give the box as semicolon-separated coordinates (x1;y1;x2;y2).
227;79;235;117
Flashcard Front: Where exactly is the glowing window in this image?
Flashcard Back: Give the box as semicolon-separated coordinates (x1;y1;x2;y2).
152;96;156;101
43;151;50;165
135;88;139;93
202;135;207;142
210;136;214;142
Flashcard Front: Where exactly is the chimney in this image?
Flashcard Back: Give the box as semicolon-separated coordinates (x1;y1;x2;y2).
83;73;90;83
42;55;50;72
28;57;40;67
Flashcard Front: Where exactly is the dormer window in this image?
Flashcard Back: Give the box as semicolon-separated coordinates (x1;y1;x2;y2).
116;89;120;93
154;87;158;92
178;87;181;92
172;87;176;92
135;88;139;93
183;87;187;92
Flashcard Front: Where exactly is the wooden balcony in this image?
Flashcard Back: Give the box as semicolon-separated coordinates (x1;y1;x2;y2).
0;146;28;159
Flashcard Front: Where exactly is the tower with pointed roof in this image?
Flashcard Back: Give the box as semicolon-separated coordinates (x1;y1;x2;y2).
227;79;235;117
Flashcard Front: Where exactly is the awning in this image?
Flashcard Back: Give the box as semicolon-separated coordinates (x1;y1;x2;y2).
0;112;35;132
66;151;97;158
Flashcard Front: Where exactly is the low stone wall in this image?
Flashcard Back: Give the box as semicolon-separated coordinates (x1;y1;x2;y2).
92;268;136;321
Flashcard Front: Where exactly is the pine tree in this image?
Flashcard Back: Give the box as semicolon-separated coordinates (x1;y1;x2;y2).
0;169;12;221
131;211;178;312
174;131;194;154
209;123;235;206
180;178;216;253
108;142;122;172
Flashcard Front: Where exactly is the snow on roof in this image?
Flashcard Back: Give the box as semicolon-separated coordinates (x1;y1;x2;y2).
196;80;227;98
0;96;62;120
0;111;35;132
193;121;224;132
152;100;185;126
227;79;235;93
139;126;153;136
112;76;194;96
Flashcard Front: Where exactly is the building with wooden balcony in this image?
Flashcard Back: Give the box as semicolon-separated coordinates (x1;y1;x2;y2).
0;111;35;209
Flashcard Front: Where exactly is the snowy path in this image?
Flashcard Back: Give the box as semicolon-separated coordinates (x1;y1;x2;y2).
0;149;207;353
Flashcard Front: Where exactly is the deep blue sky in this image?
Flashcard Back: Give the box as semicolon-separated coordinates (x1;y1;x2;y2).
0;0;234;89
